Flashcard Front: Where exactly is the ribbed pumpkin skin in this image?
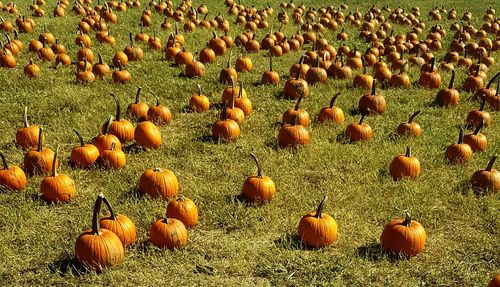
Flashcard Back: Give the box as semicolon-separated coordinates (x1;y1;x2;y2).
212;119;240;141
396;122;421;137
242;176;276;204
463;133;487;152
149;218;188;249
166;197;199;228
16;126;42;148
345;123;372;142
134;121;162;149
445;144;472;163
100;214;137;246
470;169;500;193
278;125;309;148
389;155;420;180
0;165;27;191
380;218;426;256
138;168;179;199
298;212;338;248
94;134;122;154
100;149;126;169
71;144;100;168
24;148;58;176
75;229;125;271
108;119;135;143
318;107;344;124
41;174;76;203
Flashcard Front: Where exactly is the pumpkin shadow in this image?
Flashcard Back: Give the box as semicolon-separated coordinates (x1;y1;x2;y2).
194;134;215;143
424;100;439;108
123;143;145;154
264;137;279;150
273;233;308;250
356;242;411;262
387;132;401;141
348;107;359;116
49;254;90;277
335;132;350;144
120;186;141;200
454;179;473;196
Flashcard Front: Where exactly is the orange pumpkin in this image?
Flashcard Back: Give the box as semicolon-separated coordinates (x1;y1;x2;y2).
380;211;426;256
445;127;473;164
166;195;199;228
242;153;276;204
134;121;162;149
41;146;76;203
23;128;58;176
297;196;338;248
16;106;43;148
149;217;188;249
100;195;136;246
71;130;99;168
396;110;422;137
0;152;27;191
318;93;345;124
138;168;179;199
389;146;421;181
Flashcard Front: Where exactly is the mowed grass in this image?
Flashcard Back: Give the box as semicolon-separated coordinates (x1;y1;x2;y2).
0;0;499;285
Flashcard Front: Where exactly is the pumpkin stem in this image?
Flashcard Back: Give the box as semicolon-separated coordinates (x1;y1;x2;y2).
110;142;116;151
227;51;232;68
329;92;341;108
429;57;435;72
101;195;118;220
472;121;483;135
479;95;486;111
294;94;303;111
51;145;59;177
314;195;328;218
250;153;263;178
362;57;367;75
221;104;228;120
269;53;273;72
0;152;9;170
150;91;160;107
296;55;305;79
408;110;421;123
230;75;236;100
92;193;104;235
98;53;104;65
358;113;366;125
73;129;85;147
291;114;298;126
485;72;500;89
110;93;122;121
197;84;202;96
448;69;455;89
371;79;377;95
135;86;142;104
104;116;113;135
402;211;412;226
37;127;43;152
23;106;29;128
129;32;134;47
485;155;498;171
405;146;412;157
458;127;464;144
238;81;244;99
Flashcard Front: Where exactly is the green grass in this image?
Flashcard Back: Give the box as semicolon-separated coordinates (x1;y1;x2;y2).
0;0;499;286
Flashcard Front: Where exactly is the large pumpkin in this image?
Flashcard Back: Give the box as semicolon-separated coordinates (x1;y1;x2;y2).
389;146;421;180
138;168;179;199
242;153;276;204
297;196;338;248
166;195;199;228
380;211;426;256
470;155;500;194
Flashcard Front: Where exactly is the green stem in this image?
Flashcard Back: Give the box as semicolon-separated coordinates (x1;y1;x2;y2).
101;195;117;220
485;155;497;171
408;110;421;123
314;196;328;218
250;153;263;178
104;116;113;135
269;53;273;72
485;72;500;89
329;92;340;108
150;91;160;106
0;152;9;170
129;32;133;47
73;129;85;147
358;113;366;125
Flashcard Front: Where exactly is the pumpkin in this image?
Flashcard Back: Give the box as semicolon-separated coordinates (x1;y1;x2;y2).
174;44;193;66
475;72;499;103
100;195;136;246
435;69;460;107
16;106;43;148
124;32;143;61
71;130;99;168
262;53;280;85
380;211;426;256
297;196;338;248
112;51;128;67
345;113;373;142
445;127;472;163
305;56;327;85
24;128;58;176
0;152;27;191
466;96;491;128
199;44;216;64
418;58;441;89
147;92;172;125
284;67;310;99
488;274;500;287
74;193;124;272
139;168;179;199
396;110;422;137
94;116;122;154
282;93;309;127
358;79;386;115
126;87;149;121
75;59;95;83
470;155;499;194
463;65;484;93
463;122;487;152
219;52;238;84
185;56;205;78
112;60;132;84
389;146;421;180
233;81;252;116
318;93;345;124
24;58;40;78
208;31;227;55
278;115;310;148
189;84;210;112
134;121;162;149
212;107;241;142
149;217;188;249
166;195;199;228
41;146;76;203
92;53;111;78
242;153;276;204
100;142;126;169
353;58;373;89
388;63;409;88
225;83;245;125
289;55;309;79
103;94;135;142
235;50;252;73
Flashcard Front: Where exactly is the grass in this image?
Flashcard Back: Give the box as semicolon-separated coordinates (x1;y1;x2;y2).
0;0;499;286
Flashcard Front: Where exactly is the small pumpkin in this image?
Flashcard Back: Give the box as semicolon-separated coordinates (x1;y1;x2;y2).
466;96;491;128
418;58;441;89
358;79;386;115
74;193;124;272
94;116;122;154
103;94;135;142
124;32;143;61
297;196;338;248
445;127;472;163
189;84;210;112
380;211;426;256
212;107;241;142
100;142;126;169
16;106;42;148
134;121;162;149
278;115;310;148
41;146;76;203
126;87;149;121
71;130;99;168
24;58;40;78
318;93;344;124
261;53;280;85
396;110;422;137
219;52;238;84
23;128;58;176
185;56;205;78
353;58;373;89
305;56;327;85
92;53;111;78
0;152;27;191
112;60;132;84
282;93;309;127
463;65;484;93
166;195;199;228
100;194;136;246
345;113;373;142
242;153;276;204
463;122;487;152
147;92;172;125
435;69;460;107
389;146;421;181
139;168;179;199
149;217;188;249
284;67;310;99
470;155;499;194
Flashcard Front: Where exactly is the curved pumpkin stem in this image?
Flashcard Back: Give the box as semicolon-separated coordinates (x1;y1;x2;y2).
458;127;464;144
149;91;161;107
408;110;421;123
73;129;85;147
227;51;232;68
97;53;104;65
23;106;29;128
229;75;236;101
37;127;43;152
238;81;244;99
358;113;366;125
402;211;412;227
314;195;328;218
472;121;483;135
104;116;113;135
129;32;134;47
294;94;304;111
101;194;118;220
479;95;486;111
221;104;228;120
250;153;263;178
197;84;202;96
485;155;498;171
135;86;142;104
448;69;455;89
296;55;305;79
110;93;122;120
429;57;435;73
0;152;9;170
51;145;59;177
371;79;377;95
485;72;500;89
110;142;116;151
92;193;105;235
405;146;412;157
329;92;341;108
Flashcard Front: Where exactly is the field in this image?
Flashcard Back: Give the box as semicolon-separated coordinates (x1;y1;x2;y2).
0;0;499;286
